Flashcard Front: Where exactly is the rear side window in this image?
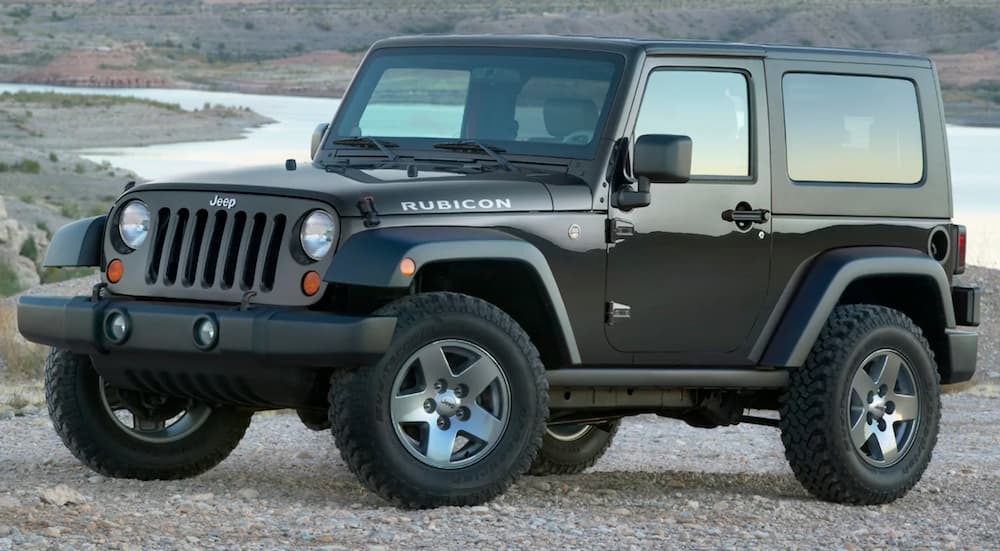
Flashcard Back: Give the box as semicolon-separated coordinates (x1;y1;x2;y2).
783;73;923;184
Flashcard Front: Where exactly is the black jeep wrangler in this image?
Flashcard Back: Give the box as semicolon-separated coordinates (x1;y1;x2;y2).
18;35;981;508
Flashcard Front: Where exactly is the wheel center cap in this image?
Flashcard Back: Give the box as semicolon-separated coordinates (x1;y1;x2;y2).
868;397;887;419
436;390;461;417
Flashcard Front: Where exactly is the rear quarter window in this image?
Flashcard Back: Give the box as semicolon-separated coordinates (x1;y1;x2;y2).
782;73;924;184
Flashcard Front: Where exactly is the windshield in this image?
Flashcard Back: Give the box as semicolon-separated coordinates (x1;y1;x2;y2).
327;47;625;160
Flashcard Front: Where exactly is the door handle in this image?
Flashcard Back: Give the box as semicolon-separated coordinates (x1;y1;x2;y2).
722;203;769;231
721;208;769;224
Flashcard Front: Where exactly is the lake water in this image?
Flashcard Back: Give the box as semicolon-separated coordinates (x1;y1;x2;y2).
1;83;998;267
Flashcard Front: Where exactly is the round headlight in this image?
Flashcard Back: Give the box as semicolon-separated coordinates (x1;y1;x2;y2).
300;210;335;261
118;201;150;250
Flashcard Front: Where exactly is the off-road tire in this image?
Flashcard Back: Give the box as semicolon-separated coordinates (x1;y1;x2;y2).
46;348;253;480
329;292;548;508
779;304;940;505
528;420;620;475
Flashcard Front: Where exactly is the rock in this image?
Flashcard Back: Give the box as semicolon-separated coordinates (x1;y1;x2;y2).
39;485;86;506
237;488;259;500
87;475;105;484
43;527;62;538
191;493;215;502
676;511;696;524
0;496;19;509
611;507;632;516
528;479;551;492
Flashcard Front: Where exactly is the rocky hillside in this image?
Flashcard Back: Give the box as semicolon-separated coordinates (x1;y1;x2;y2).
0;197;48;292
0;1;999;122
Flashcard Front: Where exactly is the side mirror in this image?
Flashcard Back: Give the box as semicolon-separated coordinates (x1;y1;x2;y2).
613;134;693;211
311;123;330;160
633;133;692;184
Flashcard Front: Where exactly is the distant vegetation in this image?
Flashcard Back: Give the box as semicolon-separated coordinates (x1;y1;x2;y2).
0;91;182;112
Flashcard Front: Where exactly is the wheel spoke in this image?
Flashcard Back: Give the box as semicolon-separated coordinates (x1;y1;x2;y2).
873;353;902;391
425;426;457;464
462;404;505;444
416;345;453;382
392;392;434;424
890;393;918;422
851;365;876;398
456;356;502;398
874;423;899;463
850;415;872;451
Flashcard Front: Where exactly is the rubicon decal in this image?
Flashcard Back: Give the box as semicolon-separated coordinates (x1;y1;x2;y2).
209;195;237;209
400;198;513;212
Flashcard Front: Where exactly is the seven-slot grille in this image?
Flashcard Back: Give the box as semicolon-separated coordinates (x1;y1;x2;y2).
146;207;287;293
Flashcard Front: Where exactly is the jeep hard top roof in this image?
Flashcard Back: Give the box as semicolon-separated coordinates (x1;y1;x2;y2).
372;34;931;68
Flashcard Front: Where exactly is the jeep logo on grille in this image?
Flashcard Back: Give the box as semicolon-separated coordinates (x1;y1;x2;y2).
209;195;237;209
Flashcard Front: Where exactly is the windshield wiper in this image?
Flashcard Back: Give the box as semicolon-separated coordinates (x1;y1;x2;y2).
333;136;399;161
432;140;516;172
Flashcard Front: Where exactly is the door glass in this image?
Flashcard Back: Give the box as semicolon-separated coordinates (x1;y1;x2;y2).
635;70;750;177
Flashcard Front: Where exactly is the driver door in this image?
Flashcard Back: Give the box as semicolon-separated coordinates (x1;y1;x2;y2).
605;57;772;362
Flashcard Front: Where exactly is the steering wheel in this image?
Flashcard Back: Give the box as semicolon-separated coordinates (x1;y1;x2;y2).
561;130;593;145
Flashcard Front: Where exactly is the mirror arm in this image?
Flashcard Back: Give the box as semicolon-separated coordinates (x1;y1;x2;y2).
612;176;652;211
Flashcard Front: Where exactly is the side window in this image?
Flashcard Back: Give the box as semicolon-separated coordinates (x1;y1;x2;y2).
634;70;750;178
357;68;470;138
782;73;923;184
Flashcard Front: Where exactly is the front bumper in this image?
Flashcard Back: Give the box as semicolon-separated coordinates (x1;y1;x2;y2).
17;295;396;407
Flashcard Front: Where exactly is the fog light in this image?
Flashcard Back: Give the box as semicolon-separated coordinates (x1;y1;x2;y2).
105;311;130;344
193;317;218;350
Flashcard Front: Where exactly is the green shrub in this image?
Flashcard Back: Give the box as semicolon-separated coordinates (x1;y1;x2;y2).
40;266;95;285
16;159;40;174
0;259;24;297
74;162;85;174
19;236;37;263
48;152;58;162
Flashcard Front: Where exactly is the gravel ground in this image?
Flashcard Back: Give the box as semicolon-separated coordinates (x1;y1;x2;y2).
1;394;999;550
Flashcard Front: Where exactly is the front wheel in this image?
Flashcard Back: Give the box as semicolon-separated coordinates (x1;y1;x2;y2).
780;305;940;505
329;292;548;508
528;420;620;475
46;348;252;480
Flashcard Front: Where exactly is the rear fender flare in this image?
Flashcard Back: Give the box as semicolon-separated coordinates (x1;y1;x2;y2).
761;247;954;368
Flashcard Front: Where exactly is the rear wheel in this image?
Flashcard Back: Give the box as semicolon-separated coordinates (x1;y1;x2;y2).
780;305;940;504
528;420;620;475
46;348;252;480
329;292;548;508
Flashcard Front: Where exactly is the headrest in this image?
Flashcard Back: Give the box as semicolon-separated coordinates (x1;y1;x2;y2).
543;99;598;138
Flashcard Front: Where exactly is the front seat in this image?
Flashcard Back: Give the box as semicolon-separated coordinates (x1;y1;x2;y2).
543;98;599;143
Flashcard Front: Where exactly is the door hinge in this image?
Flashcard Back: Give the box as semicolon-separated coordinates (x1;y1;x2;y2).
606;218;635;243
606;301;631;325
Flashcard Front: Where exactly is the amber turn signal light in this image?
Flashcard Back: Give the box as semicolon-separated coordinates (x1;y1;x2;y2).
400;257;416;277
302;271;321;296
107;259;124;283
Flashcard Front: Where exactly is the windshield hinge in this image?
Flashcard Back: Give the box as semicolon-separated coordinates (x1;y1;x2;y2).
358;195;380;228
606;218;634;244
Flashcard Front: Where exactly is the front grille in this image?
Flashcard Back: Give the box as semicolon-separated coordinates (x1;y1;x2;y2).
106;191;334;306
145;208;288;293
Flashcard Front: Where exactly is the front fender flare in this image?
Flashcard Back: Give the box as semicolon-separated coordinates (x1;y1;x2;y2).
326;226;581;364
43;216;106;268
761;247;955;368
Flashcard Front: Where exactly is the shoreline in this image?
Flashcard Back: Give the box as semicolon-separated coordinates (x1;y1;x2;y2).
4;81;1000;129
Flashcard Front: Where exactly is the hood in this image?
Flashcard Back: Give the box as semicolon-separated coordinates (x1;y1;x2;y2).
133;162;594;217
